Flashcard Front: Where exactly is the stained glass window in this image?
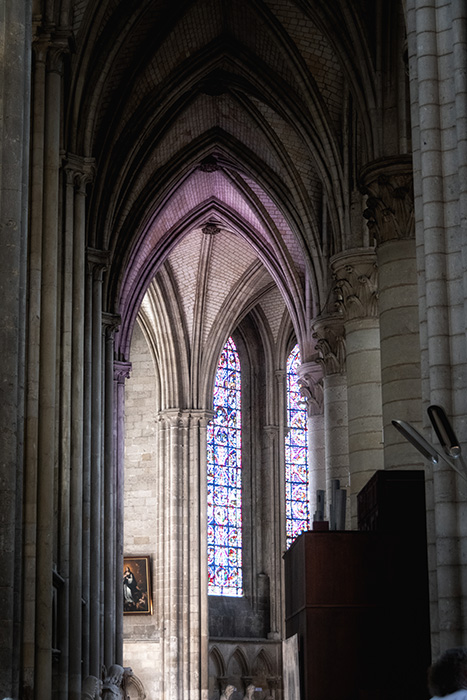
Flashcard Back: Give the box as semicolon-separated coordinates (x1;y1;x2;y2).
207;337;243;596
285;344;310;548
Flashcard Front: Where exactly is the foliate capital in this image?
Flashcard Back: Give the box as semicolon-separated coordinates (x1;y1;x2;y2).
312;315;346;376
296;362;324;417
330;248;378;322
360;156;414;244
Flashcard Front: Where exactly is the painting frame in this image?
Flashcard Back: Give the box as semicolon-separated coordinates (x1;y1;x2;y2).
123;555;153;615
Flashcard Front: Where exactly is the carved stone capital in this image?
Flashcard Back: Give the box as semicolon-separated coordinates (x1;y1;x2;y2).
296;362;324;417
158;408;191;429
102;312;121;339
360;156;414;244
114;360;132;383
330;249;378;321
33;28;71;73
64;153;96;193
312;315;346;376
87;248;110;280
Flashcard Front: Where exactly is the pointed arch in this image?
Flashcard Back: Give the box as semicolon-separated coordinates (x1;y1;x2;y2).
227;647;249;678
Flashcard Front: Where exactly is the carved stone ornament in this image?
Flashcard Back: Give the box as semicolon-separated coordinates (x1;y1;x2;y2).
312;315;346;376
297;362;324;417
330;249;378;322
360;156;414;245
199;155;219;172
202;221;221;235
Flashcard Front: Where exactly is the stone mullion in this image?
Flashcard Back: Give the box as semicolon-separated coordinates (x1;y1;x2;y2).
296;362;325;522
330;249;383;527
114;361;131;667
34;39;66;700
0;1;31;695
312;316;350;527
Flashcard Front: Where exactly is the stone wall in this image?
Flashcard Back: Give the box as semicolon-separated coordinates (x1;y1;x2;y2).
123;320;161;699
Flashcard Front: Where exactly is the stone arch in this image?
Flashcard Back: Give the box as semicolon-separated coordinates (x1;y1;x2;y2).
227;647;249;679
124;671;147;700
252;648;273;677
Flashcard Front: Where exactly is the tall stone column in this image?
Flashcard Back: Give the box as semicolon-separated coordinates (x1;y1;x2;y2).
87;249;109;678
23;32;47;695
34;36;68;700
313;315;350;527
63;155;95;699
263;423;282;640
361;156;423;471
155;408;211;700
114;360;132;667
406;0;465;652
296;362;325;520
103;314;121;671
0;1;31;696
330;249;383;526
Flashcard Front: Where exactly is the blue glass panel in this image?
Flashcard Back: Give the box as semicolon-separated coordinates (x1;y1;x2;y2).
285;344;310;548
207;337;243;596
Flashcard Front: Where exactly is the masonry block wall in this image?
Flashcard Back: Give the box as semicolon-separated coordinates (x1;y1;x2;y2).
124;321;161;699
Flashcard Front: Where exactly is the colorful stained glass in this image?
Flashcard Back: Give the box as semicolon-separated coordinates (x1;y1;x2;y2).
207;337;243;596
285;344;310;548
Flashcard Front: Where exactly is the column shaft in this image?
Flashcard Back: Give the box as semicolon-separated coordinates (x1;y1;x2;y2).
103;315;120;669
34;45;63;699
23;38;46;694
313;316;350;526
331;249;383;526
88;251;107;676
0;0;31;695
114;361;132;667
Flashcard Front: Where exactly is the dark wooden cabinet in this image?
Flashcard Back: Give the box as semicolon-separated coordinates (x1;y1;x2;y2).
284;471;431;700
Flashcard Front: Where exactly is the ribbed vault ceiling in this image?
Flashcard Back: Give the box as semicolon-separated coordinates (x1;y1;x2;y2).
67;0;398;365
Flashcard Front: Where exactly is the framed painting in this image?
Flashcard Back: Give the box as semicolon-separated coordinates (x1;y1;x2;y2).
123;555;152;614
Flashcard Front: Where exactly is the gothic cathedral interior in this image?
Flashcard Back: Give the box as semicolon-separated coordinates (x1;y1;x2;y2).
2;1;467;698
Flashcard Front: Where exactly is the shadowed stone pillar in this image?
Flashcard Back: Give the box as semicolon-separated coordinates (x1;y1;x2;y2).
0;0;31;696
103;313;122;671
330;249;383;526
64;155;95;699
87;248;109;678
34;35;68;700
313;315;350;528
296;362;325;521
361;156;423;471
